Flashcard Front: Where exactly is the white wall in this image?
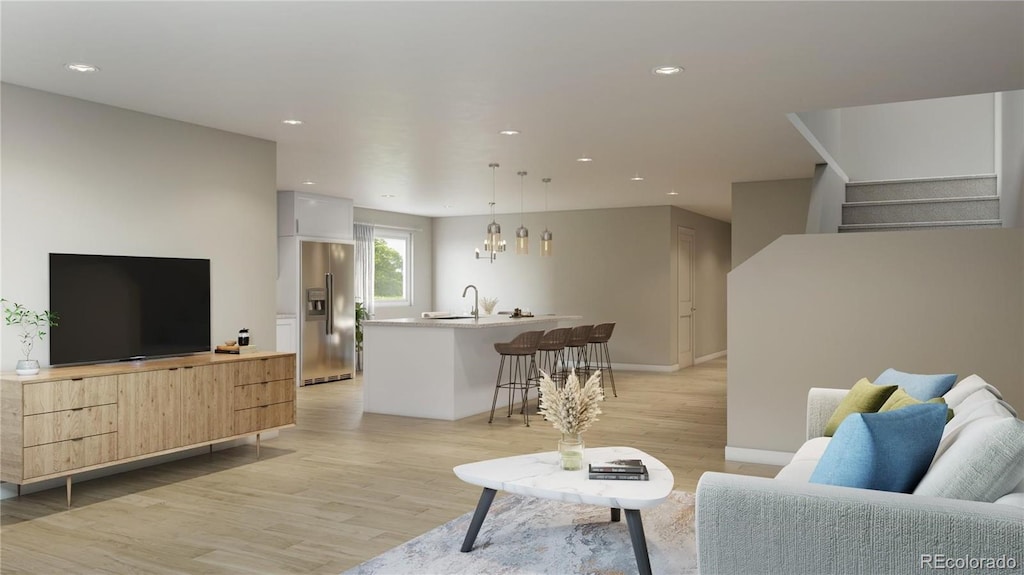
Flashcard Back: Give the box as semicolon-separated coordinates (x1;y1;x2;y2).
353;207;434;320
805;164;845;234
839;93;996;181
731;179;812;268
728;228;1024;454
0;84;278;369
998;90;1024;228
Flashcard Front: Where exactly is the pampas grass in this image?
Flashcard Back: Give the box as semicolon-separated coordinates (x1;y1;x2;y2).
537;368;604;434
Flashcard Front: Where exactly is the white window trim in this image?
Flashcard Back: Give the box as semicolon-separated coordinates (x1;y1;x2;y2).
373;227;414;307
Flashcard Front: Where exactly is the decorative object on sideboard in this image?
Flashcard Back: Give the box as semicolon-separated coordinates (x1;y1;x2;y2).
1;298;59;375
538;368;605;470
476;162;506;263
237;328;250;346
515;170;529;255
540;177;553;257
479;296;499;316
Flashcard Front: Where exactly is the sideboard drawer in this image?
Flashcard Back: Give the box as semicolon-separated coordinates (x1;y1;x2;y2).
234;402;294;435
233;379;295;410
23;376;118;415
23;432;118;479
238;356;295;386
23;404;118;447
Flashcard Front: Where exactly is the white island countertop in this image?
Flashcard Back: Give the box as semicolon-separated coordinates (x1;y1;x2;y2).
364;314;581;328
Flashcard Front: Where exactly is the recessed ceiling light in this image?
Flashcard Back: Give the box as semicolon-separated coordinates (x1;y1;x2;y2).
282;119;303;125
667;191;679;196
65;63;99;73
381;194;396;198
443;204;453;208
499;129;521;136
576;156;593;163
630;175;645;182
301;180;316;185
653;66;683;76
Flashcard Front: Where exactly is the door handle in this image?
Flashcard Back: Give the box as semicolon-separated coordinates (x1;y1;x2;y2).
326;272;335;335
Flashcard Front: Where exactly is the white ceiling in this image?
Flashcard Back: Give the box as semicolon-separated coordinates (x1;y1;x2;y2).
3;2;1022;222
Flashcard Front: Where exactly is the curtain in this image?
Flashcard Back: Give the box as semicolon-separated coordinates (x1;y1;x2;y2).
354;222;375;318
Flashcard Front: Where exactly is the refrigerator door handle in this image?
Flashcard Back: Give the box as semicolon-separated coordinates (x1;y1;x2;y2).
326;272;334;335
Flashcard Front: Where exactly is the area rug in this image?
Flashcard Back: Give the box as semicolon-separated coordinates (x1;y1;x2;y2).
343;490;697;575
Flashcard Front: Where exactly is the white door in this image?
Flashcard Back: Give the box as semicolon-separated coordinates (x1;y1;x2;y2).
678;228;695;368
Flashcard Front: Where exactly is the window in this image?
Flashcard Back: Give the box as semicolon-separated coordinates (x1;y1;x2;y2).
373;229;412;305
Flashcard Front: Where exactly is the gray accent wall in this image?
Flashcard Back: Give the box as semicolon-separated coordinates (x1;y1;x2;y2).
1;83;278;370
728;228;1024;454
432;205;730;366
999;90;1024;228
353;208;434;320
731;179;812;268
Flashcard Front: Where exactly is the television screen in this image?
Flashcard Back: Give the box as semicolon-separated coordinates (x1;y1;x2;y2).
49;253;211;366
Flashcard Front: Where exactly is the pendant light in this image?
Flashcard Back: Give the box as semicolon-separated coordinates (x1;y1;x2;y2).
476;162;505;262
540;177;553;257
515;170;529;255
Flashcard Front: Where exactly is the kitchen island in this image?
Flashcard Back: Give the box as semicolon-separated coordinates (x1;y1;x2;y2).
362;315;581;420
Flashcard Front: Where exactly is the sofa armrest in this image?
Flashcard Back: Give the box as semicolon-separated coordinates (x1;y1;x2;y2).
696;472;1024;575
806;387;848;440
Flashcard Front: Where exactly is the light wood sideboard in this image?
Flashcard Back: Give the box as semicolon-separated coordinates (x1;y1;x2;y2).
1;351;296;505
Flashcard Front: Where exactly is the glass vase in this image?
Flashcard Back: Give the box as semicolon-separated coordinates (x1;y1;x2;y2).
558;433;585;470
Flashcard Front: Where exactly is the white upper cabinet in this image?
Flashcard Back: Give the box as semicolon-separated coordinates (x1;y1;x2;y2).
278;191;353;240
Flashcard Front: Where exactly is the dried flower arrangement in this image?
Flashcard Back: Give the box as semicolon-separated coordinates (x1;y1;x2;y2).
538;368;604;435
479;296;499;315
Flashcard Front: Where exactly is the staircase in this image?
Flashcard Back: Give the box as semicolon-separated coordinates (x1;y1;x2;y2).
838;175;1002;233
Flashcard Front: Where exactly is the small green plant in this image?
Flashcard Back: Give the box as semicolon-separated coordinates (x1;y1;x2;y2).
355;300;370;352
1;299;59;361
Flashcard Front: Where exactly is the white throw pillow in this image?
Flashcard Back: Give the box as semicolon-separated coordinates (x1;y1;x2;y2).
942;374;1003;409
934;398;1016;462
915;417;1024;502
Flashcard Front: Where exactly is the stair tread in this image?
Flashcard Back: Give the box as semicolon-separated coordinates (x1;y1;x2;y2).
843;196;998;207
847;174;997;187
839;219;1002;230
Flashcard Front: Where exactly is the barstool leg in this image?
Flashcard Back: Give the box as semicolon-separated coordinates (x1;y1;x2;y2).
489;355;506;423
604;341;617;397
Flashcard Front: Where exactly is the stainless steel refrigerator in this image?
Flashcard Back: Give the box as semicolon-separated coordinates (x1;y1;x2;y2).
300;240;355;385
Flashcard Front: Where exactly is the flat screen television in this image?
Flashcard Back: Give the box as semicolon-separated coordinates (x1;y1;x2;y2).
49;253;211;366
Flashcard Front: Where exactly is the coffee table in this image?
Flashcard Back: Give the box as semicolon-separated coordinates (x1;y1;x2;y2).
453;446;674;575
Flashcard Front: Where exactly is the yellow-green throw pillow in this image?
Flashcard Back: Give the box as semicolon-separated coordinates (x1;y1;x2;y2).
824;378;898;437
880;387;954;422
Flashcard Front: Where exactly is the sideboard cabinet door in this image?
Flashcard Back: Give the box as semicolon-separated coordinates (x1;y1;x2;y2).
117;370;184;458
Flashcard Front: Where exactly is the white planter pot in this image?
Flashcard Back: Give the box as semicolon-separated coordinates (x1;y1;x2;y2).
16;359;40;376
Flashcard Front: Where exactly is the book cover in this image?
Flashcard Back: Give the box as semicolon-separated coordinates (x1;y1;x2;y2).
588;459;645;473
588;465;649;480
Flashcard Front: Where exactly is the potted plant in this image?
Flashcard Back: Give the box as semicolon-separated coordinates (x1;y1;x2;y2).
2;298;59;375
355;300;370;372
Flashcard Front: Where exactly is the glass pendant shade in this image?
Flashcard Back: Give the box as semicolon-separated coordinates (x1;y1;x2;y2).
485;220;503;252
540;229;553;257
516;225;529;255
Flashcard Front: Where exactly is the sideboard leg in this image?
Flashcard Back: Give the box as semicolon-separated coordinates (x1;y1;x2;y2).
209;444;214;455
66;476;72;508
256;433;261;459
17;484;21;497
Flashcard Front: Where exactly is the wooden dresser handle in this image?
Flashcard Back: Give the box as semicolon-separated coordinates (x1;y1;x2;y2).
71;377;84;381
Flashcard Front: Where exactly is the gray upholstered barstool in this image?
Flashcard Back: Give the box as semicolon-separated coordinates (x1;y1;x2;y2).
534;327;571;386
586;322;617;397
562;325;594;383
489;330;544;426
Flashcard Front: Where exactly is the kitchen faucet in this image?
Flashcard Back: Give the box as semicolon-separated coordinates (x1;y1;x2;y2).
462;284;479;320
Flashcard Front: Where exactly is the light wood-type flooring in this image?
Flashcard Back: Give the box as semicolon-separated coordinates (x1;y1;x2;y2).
0;357;779;574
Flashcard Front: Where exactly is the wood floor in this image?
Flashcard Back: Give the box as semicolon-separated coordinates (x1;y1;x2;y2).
0;357;779;574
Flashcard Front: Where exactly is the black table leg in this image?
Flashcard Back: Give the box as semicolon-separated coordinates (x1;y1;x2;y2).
624;509;652;575
610;508;621;522
460;487;497;552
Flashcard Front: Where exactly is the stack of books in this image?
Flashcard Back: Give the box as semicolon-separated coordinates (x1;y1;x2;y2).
588;458;650;481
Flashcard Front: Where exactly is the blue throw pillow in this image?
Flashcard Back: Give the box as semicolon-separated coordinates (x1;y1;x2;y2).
874;368;957;401
809;403;947;493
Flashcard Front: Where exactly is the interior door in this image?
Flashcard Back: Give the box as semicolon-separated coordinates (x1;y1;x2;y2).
678;228;695;368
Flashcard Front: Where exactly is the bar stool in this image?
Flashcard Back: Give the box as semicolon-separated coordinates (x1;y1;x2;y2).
489;330;544;426
562;325;594;383
534;328;571;386
586;323;618;397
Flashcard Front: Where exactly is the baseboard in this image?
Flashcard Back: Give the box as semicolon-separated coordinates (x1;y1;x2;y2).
724;446;794;466
610;362;680;373
0;432;276;500
695;350;727;364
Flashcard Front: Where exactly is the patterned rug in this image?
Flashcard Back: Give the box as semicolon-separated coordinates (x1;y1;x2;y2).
343;490;697;575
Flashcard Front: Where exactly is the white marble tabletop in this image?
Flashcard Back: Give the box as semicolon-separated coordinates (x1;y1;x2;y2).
364;314;581;329
453;446;674;510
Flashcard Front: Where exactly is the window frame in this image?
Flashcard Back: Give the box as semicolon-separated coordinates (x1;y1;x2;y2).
372;227;414;307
